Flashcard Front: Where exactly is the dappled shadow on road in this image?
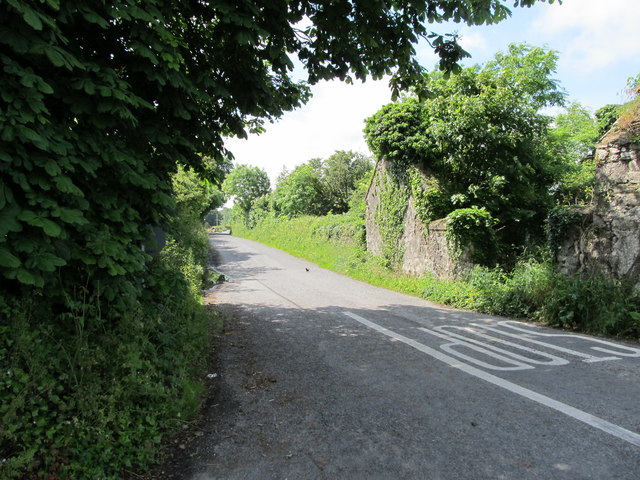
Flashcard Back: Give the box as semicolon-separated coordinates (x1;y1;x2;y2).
208;235;254;266
219;264;285;280
151;295;640;480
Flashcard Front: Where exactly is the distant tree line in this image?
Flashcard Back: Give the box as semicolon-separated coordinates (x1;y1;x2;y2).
220;150;373;227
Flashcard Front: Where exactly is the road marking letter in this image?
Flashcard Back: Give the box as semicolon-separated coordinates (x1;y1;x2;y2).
344;311;640;449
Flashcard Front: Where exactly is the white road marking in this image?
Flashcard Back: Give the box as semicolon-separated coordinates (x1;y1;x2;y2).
418;327;535;371
343;311;640;448
420;325;569;369
469;323;618;362
495;321;640;360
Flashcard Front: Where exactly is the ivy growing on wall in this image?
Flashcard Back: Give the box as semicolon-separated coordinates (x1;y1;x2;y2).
445;208;498;265
546;205;583;256
408;166;451;227
365;43;567;265
373;165;410;266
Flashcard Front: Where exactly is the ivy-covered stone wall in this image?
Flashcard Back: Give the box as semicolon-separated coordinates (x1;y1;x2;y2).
365;158;474;279
556;106;640;288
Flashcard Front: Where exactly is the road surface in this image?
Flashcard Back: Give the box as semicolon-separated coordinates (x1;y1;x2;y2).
173;235;640;479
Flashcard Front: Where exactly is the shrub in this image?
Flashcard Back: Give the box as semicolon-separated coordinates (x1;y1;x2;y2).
468;259;554;318
0;167;216;478
0;261;210;478
541;270;640;337
446;208;498;265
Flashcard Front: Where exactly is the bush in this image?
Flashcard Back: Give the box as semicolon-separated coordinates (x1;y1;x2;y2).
311;213;366;248
0;167;217;478
468;259;553;318
446;208;498;265
0;260;210;478
541;270;640;337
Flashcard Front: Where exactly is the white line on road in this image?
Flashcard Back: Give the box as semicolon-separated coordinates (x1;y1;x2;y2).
343;311;640;448
428;325;569;366
491;321;640;361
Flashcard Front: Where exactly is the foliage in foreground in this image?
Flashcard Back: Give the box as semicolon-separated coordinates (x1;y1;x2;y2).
233;216;640;339
1;263;210;478
0;168;217;479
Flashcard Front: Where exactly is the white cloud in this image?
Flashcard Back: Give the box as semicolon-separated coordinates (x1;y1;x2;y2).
532;0;640;73
223;0;640;185
225;78;392;182
459;29;489;55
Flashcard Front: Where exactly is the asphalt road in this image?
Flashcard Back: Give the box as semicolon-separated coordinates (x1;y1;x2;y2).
177;234;640;480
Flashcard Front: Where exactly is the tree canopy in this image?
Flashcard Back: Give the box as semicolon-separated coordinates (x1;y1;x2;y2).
222;164;271;217
1;0;557;291
365;43;566;250
271;151;373;218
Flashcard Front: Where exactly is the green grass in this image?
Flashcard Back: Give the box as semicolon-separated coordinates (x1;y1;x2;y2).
233;214;640;339
233;214;494;312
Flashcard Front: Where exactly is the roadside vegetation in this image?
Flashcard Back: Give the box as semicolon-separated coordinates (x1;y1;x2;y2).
228;55;640;341
233;213;640;339
1;167;222;478
1;1;637;477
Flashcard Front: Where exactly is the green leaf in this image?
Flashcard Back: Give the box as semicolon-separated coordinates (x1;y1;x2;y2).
54;175;83;196
16;125;44;144
16;268;38;285
37;79;54;94
56;208;88;225
82;11;109;28
45;48;66;68
18;210;63;237
40;218;62;237
33;252;66;271
23;8;43;31
0;248;20;268
0;206;22;236
0;182;13;209
44;160;61;176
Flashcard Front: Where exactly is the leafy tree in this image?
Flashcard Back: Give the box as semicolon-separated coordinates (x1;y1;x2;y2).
548;103;599;205
270;151;372;218
272;163;327;217
205;207;233;227
248;194;273;228
173;165;226;220
1;0;556;293
170;164;225;264
222;165;271;221
550;102;599;163
595;104;622;138
365;43;566;253
321;151;373;213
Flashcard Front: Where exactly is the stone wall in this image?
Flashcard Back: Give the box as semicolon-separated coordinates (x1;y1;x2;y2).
556;107;640;288
365;158;473;280
364;159;385;258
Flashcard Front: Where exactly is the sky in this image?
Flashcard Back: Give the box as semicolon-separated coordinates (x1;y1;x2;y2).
225;0;640;184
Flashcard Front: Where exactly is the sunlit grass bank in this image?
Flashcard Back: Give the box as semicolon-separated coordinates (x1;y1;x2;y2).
233;214;640;340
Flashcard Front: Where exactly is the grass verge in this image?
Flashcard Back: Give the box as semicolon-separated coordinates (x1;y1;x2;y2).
233;214;640;340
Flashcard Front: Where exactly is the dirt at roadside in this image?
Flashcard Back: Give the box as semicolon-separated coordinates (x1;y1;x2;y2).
139;292;290;480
